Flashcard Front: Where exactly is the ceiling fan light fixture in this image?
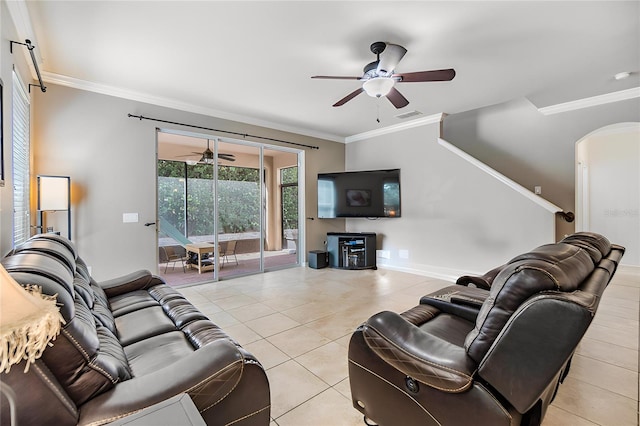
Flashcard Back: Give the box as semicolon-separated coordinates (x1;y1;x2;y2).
363;77;395;98
200;148;215;164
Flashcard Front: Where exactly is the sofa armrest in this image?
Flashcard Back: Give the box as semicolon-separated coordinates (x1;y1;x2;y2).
420;286;488;322
99;270;165;297
77;339;259;425
362;311;477;393
455;275;492;290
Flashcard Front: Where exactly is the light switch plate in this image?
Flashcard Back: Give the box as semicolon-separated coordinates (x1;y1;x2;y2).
123;213;139;223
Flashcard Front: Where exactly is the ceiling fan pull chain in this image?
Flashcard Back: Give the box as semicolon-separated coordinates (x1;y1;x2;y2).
376;103;380;123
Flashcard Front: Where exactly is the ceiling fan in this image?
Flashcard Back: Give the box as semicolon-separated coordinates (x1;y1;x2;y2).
177;139;236;164
312;41;455;109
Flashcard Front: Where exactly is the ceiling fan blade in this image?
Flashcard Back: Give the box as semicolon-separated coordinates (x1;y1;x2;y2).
377;43;407;75
311;75;362;80
218;154;236;162
333;88;364;107
394;68;456;82
386;87;409;109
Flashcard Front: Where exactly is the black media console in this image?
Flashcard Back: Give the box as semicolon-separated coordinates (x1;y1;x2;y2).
326;232;376;270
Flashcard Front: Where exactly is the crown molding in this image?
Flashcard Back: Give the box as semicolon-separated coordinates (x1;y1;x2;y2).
6;0;36;45
538;87;640;115
6;0;43;79
41;72;345;143
345;113;445;143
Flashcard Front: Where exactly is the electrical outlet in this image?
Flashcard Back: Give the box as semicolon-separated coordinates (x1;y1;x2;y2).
376;250;391;259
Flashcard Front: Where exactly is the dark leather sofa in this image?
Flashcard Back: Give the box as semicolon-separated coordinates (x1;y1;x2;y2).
348;232;624;426
1;234;270;425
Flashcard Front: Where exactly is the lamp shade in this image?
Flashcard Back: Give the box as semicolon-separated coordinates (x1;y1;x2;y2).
0;265;63;373
363;77;395;98
37;176;69;211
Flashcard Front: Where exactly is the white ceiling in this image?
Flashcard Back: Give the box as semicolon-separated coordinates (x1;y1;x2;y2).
14;1;640;142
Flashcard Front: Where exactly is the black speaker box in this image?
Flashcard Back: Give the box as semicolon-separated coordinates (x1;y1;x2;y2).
308;250;328;269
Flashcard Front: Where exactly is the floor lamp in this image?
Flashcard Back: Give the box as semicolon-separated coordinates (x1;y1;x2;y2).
0;265;64;425
37;175;71;240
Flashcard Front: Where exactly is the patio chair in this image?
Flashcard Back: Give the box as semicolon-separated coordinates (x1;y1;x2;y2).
160;245;188;273
221;240;238;267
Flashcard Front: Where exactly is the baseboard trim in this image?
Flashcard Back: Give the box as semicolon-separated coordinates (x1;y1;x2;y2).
376;262;475;283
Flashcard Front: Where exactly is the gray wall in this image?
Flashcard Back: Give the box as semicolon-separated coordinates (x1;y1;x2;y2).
29;84;344;280
345;123;555;278
442;97;640;240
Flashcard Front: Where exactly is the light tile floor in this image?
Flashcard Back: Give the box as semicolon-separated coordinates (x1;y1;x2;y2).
177;265;640;426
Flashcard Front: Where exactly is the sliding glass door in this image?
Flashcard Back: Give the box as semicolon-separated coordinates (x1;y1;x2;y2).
157;158;217;283
264;148;300;270
216;141;262;279
156;130;301;287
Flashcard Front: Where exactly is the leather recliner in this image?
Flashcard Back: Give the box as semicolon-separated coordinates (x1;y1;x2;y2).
1;234;270;425
348;232;625;426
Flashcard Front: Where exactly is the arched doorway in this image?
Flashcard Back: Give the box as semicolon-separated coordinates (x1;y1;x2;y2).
575;122;640;266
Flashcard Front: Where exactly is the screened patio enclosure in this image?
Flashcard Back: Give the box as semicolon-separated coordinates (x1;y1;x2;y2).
156;131;302;286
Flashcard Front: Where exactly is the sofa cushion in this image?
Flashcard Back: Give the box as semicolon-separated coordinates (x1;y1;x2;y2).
32;233;78;258
95;325;132;381
42;295;124;405
124;331;196;376
73;275;94;308
109;290;160;317
163;299;209;328
75;257;92;281
12;238;77;274
1;252;74;295
182;320;238;348
561;232;611;264
115;306;178;346
148;285;186;304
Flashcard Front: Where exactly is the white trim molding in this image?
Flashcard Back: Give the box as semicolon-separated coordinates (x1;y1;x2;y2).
41;71;344;143
438;137;562;214
6;0;43;79
538;87;640;116
376;262;467;283
345;113;445;143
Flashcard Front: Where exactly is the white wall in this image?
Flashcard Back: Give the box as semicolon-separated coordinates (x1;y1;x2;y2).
578;124;640;266
345;122;555;279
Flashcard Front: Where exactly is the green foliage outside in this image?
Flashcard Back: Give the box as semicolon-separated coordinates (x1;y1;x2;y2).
158;160;260;237
157;161;300;238
281;166;298;231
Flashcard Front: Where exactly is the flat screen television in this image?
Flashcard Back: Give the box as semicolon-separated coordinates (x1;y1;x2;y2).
317;169;401;218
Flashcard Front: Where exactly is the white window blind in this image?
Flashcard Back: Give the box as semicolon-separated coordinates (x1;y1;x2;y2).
12;70;30;246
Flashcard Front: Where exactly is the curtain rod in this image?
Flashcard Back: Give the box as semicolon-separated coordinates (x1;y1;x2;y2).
127;114;320;150
10;39;46;93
